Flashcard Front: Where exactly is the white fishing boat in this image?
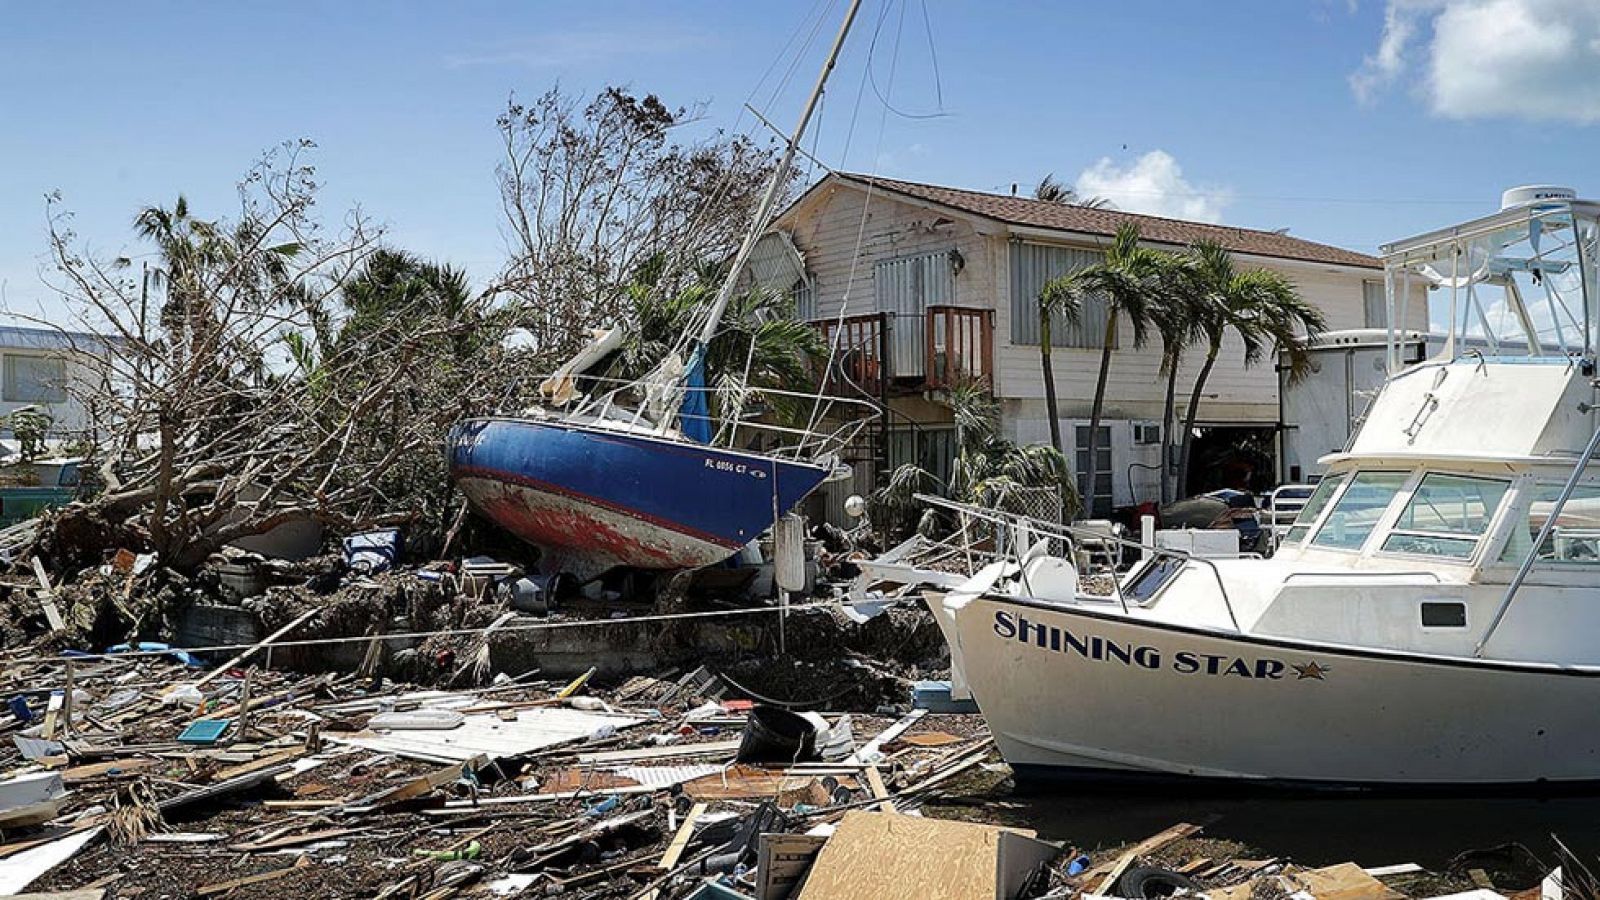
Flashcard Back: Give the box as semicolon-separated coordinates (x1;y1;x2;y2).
924;186;1600;787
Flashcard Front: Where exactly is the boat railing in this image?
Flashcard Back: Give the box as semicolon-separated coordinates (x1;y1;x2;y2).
914;493;1245;632
551;373;881;462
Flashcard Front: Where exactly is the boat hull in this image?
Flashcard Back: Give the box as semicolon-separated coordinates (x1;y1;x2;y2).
953;594;1600;787
447;417;829;575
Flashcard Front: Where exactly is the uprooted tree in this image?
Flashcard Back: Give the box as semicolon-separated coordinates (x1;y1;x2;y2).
493;85;796;357
35;141;536;574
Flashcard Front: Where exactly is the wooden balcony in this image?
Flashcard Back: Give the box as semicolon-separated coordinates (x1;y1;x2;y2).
925;305;993;392
813;305;992;397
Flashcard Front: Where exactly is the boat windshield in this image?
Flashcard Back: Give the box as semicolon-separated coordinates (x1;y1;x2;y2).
1310;471;1408;551
1380;473;1509;559
1499;483;1600;565
1283;473;1347;544
1383;201;1600;362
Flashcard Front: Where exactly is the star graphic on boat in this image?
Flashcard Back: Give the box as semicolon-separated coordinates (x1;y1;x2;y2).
1291;661;1330;681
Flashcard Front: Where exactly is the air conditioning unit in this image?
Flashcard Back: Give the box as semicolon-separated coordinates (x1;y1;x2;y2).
1132;422;1161;445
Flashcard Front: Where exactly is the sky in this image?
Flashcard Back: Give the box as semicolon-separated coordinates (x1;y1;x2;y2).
3;0;1599;326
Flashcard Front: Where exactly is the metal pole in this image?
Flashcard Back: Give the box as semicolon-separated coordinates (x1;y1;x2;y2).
694;0;863;348
1475;421;1600;657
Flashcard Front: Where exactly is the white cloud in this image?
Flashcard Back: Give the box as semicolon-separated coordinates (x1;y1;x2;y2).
1072;151;1230;224
1351;0;1600;122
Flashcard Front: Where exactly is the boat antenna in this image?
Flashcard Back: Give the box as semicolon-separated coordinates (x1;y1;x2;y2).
692;0;862;349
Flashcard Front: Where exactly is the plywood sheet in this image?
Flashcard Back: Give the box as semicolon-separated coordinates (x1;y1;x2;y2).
795;811;1057;900
1281;862;1404;900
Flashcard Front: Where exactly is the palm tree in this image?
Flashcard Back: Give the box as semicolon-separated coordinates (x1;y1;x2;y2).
1149;256;1205;504
872;380;1078;537
621;262;824;430
1041;222;1165;516
134;196;301;347
1033;174;1111;209
1036;275;1083;460
1175;241;1326;497
334;249;480;356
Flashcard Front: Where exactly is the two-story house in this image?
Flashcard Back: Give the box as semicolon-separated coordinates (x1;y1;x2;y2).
762;173;1428;518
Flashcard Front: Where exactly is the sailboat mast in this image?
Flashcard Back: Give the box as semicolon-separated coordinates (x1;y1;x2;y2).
694;0;863;347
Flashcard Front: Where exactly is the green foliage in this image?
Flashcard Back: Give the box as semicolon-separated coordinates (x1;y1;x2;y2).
1175;239;1327;495
9;408;52;461
619;258;824;428
871;380;1079;539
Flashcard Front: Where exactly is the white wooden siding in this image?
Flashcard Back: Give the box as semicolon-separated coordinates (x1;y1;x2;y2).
777;183;1420;429
781;185;996;325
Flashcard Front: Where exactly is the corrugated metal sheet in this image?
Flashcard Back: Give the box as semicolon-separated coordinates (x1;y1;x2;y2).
1009;242;1108;348
874;250;955;378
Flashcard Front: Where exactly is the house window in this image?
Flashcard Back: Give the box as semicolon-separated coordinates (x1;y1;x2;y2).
875;250;956;380
1074;424;1113;517
1010;242;1111;349
3;355;67;404
1363;280;1387;329
793;279;816;322
887;427;956;491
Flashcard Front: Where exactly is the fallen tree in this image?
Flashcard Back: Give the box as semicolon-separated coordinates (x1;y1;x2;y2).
34;142;537;574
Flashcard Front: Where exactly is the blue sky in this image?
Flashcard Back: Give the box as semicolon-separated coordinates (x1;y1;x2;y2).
3;0;1598;324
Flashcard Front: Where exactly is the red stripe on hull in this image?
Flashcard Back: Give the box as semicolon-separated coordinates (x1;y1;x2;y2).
456;475;735;574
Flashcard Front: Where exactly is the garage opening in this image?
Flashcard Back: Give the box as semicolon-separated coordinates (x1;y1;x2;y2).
1184;425;1278;496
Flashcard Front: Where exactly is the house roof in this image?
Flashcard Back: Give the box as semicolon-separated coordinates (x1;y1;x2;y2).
0;325;114;355
823;173;1381;270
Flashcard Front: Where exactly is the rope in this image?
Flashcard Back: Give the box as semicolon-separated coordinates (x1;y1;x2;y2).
0;595;909;669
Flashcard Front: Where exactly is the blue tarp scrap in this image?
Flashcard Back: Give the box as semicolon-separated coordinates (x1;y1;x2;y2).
680;345;712;443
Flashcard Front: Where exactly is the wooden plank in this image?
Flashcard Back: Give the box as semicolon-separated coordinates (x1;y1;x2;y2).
40;693;62;742
196;858;309;895
61;759;162;784
262;800;343;810
30;557;63;633
850;709;926;763
897;732;964;748
231;827;364;853
640;802;705;900
863;767;895;814
194;608;319;688
1081;822;1202;885
212;747;306;783
348;754;488;814
1097;850;1139;897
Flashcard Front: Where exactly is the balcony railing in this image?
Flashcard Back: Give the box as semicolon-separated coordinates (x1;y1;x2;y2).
925;305;993;392
813;305;992;396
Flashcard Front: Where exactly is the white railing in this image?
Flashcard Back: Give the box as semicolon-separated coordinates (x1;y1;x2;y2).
914;493;1245;632
509;372;881;464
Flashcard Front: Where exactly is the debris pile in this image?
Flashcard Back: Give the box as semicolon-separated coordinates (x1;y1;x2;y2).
0;630;1566;899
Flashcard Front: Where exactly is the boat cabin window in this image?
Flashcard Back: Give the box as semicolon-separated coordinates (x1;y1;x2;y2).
1283;473;1347;544
1380;474;1509;559
1498;484;1600;566
1310;471;1408;551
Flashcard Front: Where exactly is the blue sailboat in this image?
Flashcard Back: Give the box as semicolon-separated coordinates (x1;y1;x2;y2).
447;1;863;578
